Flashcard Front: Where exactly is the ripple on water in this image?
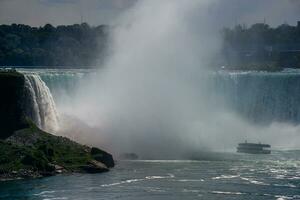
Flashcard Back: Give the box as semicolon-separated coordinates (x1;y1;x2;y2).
211;191;246;195
288;176;300;180
101;179;144;187
182;189;200;193
145;187;166;193
212;175;239;180
275;195;294;200
101;174;175;187
34;191;56;196
273;183;297;188
177;179;204;182
33;190;69;200
240;177;270;186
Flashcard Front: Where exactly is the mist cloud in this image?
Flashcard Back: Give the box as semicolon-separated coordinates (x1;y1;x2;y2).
6;0;300;158
54;0;300;159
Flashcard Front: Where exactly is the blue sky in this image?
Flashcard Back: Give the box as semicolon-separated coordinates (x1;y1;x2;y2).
0;0;299;27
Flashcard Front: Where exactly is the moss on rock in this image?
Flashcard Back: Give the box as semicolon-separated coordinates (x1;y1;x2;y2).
0;121;114;180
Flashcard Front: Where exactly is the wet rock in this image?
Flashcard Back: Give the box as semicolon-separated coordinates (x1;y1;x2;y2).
48;163;65;174
81;160;109;173
91;147;115;168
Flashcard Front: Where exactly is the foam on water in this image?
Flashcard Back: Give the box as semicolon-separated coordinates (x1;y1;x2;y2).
101;173;175;187
1;151;300;200
211;191;246;195
212;175;239;180
177;179;205;182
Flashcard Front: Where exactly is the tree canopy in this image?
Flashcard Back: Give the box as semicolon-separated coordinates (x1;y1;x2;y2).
1;22;300;70
222;23;300;70
0;23;108;68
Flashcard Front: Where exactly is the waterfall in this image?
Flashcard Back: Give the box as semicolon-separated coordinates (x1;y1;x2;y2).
24;73;60;132
20;69;300;127
213;71;300;124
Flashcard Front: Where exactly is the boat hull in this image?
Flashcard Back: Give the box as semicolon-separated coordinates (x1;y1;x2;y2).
237;148;271;154
237;143;271;154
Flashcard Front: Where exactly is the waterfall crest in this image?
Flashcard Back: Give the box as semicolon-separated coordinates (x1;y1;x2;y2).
24;74;60;132
21;69;300;127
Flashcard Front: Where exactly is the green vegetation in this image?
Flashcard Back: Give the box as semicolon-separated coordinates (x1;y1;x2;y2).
222;22;300;70
0;120;114;180
0;23;108;67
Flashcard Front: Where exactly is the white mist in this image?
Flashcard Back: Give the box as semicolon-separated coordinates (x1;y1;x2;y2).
58;0;300;158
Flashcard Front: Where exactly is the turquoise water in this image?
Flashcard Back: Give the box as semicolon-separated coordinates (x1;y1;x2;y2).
1;151;300;200
17;68;300;124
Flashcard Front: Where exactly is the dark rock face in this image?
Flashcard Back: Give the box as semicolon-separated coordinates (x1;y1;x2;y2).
80;160;109;173
0;71;28;139
91;147;115;168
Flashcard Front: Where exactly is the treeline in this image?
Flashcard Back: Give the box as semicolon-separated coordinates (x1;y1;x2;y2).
2;22;300;69
0;23;108;67
222;23;300;70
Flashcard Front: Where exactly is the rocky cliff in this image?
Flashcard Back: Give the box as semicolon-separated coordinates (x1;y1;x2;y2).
0;70;28;139
0;70;114;180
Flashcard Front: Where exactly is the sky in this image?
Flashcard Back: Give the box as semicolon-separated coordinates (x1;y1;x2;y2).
0;0;300;27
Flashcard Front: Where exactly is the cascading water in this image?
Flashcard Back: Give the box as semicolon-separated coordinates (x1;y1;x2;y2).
213;70;300;124
24;73;60;133
22;69;300;126
15;68;300;153
18;69;94;111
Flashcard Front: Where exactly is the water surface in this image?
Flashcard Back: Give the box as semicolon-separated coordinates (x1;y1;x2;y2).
1;151;299;200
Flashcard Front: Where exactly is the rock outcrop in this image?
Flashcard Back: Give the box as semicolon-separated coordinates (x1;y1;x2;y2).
0;119;114;180
0;70;28;139
0;70;115;180
91;147;115;168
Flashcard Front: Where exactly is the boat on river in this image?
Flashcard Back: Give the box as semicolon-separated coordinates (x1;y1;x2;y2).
237;141;271;154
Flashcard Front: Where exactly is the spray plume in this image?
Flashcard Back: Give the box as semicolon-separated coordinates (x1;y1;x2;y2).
59;0;300;158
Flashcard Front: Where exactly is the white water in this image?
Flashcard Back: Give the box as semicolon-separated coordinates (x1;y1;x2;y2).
24;74;60;133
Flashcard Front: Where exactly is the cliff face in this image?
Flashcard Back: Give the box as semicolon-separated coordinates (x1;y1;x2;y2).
0;70;114;180
0;71;28;139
